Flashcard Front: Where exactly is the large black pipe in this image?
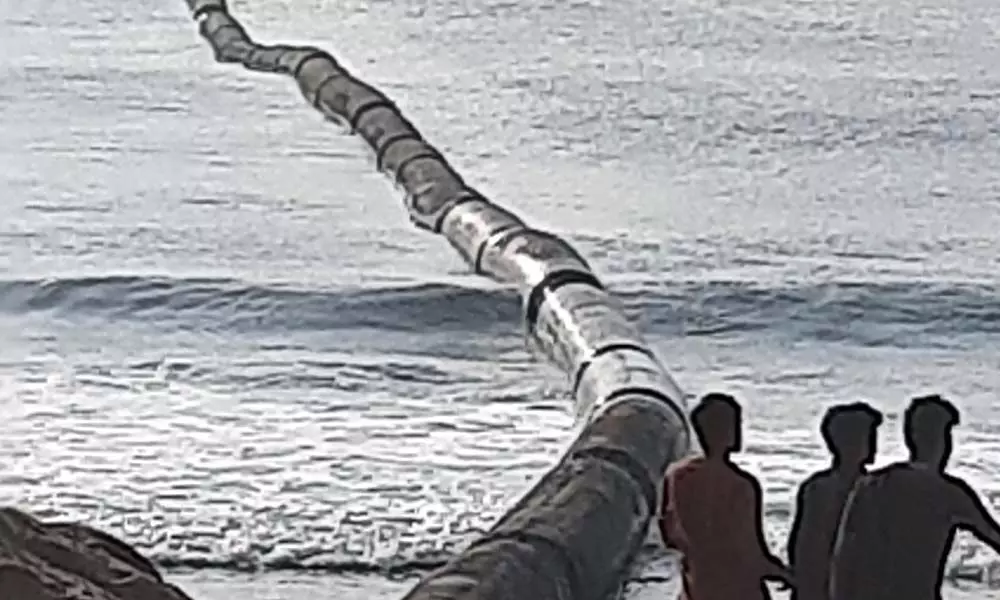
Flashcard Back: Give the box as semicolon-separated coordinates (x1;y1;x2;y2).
182;3;691;598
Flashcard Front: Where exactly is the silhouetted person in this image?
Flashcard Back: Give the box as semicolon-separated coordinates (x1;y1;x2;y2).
830;394;1000;600
660;392;793;600
787;402;883;600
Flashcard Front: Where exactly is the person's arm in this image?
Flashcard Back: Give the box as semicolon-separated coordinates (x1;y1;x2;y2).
829;480;873;600
787;481;812;569
950;477;1000;553
659;469;690;554
745;475;792;585
787;477;836;598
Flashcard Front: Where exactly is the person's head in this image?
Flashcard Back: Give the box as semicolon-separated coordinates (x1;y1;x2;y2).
691;392;742;457
820;402;883;468
903;394;960;470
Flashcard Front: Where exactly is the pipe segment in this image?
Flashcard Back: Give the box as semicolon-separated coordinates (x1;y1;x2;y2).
183;3;691;598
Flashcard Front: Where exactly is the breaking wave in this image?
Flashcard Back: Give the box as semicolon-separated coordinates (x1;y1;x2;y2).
1;275;997;348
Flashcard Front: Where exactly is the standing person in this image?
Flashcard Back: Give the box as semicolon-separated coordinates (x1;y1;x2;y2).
830;395;1000;600
787;402;883;600
659;392;793;600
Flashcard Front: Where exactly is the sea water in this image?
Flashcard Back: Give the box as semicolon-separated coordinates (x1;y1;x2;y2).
2;0;1000;597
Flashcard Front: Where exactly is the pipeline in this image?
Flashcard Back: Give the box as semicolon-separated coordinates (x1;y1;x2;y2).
182;2;691;599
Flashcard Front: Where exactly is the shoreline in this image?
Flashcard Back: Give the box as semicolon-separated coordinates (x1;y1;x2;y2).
169;569;1000;600
169;570;415;600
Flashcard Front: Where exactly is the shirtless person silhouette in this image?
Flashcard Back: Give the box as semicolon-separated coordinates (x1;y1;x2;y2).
660;392;793;600
787;402;883;600
830;395;1000;600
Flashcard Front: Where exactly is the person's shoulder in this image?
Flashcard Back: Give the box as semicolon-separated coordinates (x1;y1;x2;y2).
868;462;906;476
799;468;835;490
879;462;952;488
669;455;703;470
848;462;948;505
791;469;840;503
839;465;896;505
941;473;979;499
730;463;764;488
942;472;973;488
667;456;705;477
858;462;908;487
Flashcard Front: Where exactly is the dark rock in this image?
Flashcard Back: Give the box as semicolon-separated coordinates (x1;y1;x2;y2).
0;507;192;600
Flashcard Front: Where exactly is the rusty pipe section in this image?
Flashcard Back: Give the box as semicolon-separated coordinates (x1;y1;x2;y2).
183;2;690;598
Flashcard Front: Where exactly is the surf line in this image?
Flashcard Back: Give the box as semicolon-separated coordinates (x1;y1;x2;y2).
183;2;691;598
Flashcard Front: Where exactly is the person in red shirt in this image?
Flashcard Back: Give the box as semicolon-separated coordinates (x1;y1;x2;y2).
660;392;793;600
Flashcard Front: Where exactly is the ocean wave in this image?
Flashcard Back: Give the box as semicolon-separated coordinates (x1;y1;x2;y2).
0;275;522;335
624;278;1000;346
1;275;998;347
